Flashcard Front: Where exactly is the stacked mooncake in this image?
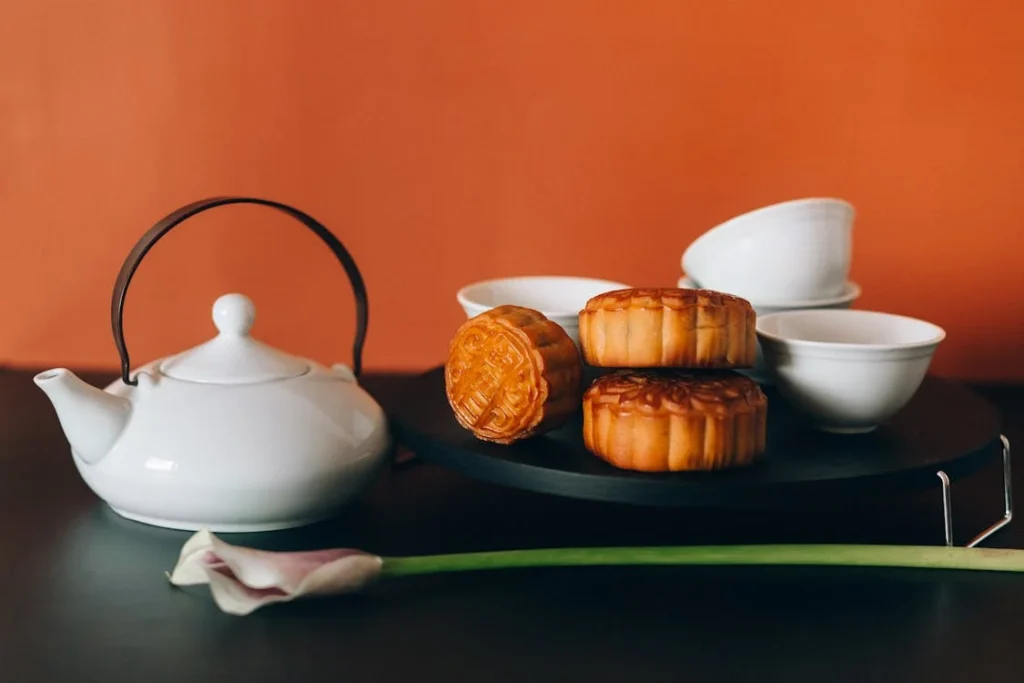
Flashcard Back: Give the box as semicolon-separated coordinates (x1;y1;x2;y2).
577;288;768;472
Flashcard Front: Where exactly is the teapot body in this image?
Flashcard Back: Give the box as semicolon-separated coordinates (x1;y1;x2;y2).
72;361;391;532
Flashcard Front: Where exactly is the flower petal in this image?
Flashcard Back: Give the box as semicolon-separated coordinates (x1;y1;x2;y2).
167;528;383;615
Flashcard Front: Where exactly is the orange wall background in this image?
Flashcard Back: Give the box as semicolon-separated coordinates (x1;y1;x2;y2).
2;1;1022;381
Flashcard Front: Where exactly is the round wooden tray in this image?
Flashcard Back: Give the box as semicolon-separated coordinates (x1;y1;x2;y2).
390;366;1003;507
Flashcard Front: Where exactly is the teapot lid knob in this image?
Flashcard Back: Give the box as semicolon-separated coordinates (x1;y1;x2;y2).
213;293;256;337
158;292;308;384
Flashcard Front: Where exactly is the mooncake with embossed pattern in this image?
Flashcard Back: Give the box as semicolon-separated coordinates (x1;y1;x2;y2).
578;288;756;368
582;370;767;471
445;305;583;445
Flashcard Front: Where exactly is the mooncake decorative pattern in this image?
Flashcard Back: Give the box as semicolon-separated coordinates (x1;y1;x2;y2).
582;369;767;471
445;305;582;444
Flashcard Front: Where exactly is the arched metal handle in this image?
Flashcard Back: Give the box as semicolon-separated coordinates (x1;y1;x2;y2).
111;196;369;385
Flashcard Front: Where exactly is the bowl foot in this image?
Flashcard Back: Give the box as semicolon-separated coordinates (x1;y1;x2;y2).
736;368;773;385
108;506;338;533
814;424;878;435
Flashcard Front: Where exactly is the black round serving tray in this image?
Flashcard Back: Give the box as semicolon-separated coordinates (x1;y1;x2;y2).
390;366;1003;507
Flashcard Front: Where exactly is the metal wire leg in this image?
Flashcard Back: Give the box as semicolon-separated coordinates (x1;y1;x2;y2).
936;434;1013;547
937;470;953;546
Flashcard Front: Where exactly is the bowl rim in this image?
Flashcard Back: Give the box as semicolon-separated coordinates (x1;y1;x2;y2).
682;196;855;272
755;309;947;352
677;276;862;308
456;275;632;317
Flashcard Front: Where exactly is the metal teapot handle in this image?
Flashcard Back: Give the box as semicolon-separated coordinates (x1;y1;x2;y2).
111;196;369;386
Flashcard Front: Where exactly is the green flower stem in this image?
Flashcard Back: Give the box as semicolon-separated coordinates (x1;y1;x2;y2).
381;544;1024;578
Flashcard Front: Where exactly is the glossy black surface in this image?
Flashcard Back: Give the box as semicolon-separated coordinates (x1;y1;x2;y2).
2;368;1023;683
392;366;1003;506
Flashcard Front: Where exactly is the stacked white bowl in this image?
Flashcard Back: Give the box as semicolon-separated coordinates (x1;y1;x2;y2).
679;198;861;383
681;197;946;433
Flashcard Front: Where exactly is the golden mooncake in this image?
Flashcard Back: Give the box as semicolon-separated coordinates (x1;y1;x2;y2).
445;305;583;444
578;288;756;369
582;370;767;471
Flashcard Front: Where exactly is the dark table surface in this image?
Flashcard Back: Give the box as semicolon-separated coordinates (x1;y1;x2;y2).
2;366;1024;682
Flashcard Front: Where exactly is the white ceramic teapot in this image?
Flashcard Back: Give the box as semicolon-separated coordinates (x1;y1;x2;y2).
34;197;392;532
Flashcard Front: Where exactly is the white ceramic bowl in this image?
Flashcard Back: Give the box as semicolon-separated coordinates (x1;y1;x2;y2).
456;275;630;348
681;197;854;302
756;309;946;434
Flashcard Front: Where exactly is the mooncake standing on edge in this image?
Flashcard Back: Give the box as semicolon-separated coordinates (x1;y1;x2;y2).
582;369;767;471
578;288;757;368
445;305;583;444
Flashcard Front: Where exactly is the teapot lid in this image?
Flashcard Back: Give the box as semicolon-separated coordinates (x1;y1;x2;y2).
159;294;310;384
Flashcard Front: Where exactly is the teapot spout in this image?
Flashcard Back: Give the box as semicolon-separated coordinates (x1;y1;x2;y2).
34;368;131;465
